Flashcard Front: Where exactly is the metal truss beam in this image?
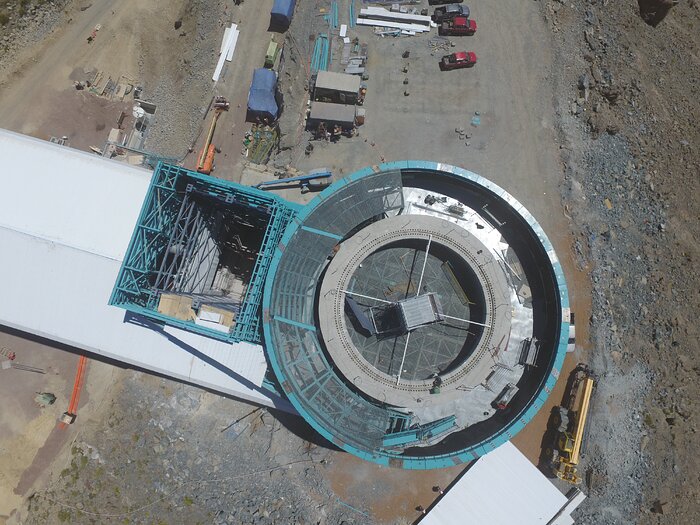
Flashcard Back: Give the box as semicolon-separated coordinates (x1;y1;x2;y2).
232;203;297;343
111;162;297;344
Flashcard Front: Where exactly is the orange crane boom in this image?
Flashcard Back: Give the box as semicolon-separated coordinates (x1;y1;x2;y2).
197;96;229;174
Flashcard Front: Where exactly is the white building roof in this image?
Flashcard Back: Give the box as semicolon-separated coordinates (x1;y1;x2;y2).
0;131;149;261
314;70;361;94
0;130;288;410
421;441;584;525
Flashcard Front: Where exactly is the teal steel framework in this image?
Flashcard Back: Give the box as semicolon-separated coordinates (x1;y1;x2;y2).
232;199;297;343
109;160;570;469
110;163;298;343
262;161;571;469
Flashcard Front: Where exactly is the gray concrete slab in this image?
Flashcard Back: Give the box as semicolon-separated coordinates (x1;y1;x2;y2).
295;0;568;259
318;214;512;411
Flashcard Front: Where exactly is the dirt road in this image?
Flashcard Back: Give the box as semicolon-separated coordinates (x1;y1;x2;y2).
0;0;141;136
184;0;276;180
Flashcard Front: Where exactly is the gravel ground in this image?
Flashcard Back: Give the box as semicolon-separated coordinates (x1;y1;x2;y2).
540;0;699;522
21;372;365;525
0;0;71;83
138;0;227;159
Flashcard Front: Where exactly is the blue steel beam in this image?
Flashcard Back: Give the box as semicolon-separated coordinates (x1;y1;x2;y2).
382;416;457;448
111;164;182;307
232;202;296;343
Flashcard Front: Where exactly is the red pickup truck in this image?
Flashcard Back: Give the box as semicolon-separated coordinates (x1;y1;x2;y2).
439;17;477;36
440;51;478;71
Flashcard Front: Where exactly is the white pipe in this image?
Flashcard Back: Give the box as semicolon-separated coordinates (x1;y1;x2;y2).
441;314;491;328
396;332;411;385
415;235;432;296
340;289;392;304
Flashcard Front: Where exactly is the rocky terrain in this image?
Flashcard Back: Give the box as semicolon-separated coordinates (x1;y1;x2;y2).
541;0;699;522
20;373;366;525
137;0;225;159
0;0;698;523
0;0;70;81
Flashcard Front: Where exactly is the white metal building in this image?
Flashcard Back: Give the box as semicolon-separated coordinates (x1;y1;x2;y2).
0;130;289;410
420;441;585;525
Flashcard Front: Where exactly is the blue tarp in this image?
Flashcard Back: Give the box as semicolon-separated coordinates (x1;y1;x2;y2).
271;0;296;27
247;68;278;120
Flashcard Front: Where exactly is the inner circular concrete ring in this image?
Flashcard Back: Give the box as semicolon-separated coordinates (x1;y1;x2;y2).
318;214;512;408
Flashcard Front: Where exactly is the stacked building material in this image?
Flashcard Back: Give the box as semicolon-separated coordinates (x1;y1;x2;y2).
349;0;357;28
213;24;240;82
311;34;330;72
357;7;433;34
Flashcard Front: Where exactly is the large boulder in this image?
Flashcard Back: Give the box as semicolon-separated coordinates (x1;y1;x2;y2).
637;0;678;27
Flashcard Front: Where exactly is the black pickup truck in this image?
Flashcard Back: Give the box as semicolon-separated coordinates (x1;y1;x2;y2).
433;4;470;23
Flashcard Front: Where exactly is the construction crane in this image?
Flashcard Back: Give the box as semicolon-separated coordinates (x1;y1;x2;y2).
197;96;230;174
548;364;596;484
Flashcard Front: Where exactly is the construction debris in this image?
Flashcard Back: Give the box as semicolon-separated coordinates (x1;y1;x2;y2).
86;23;101;44
243;125;278;164
428;36;453;52
1;360;46;373
213;24;240;82
49;136;70;146
84;71;136;101
0;347;16;361
35;392;57;407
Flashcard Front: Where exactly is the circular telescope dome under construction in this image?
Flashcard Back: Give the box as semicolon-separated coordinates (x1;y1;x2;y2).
262;161;570;469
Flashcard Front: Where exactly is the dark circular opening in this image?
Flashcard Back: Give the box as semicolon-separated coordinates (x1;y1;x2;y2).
343;238;486;381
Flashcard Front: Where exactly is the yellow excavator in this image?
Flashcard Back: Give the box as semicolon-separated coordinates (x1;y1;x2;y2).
197;96;230;174
549;364;596;484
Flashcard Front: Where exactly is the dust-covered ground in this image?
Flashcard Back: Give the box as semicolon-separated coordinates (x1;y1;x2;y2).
1;0;699;524
17;373;371;525
0;0;225;158
537;1;699;523
13;367;461;524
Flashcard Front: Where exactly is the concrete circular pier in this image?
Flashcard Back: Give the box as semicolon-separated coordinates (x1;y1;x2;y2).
262;161;570;468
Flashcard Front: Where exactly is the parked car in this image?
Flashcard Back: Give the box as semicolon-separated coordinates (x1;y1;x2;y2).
433;4;470;23
439;17;477;36
429;0;463;5
440;51;478;70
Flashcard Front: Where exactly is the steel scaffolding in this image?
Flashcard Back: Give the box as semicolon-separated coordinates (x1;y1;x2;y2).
110;163;297;343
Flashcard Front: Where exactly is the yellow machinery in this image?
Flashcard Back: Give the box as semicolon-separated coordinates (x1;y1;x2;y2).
550;364;595;484
197;96;229;174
